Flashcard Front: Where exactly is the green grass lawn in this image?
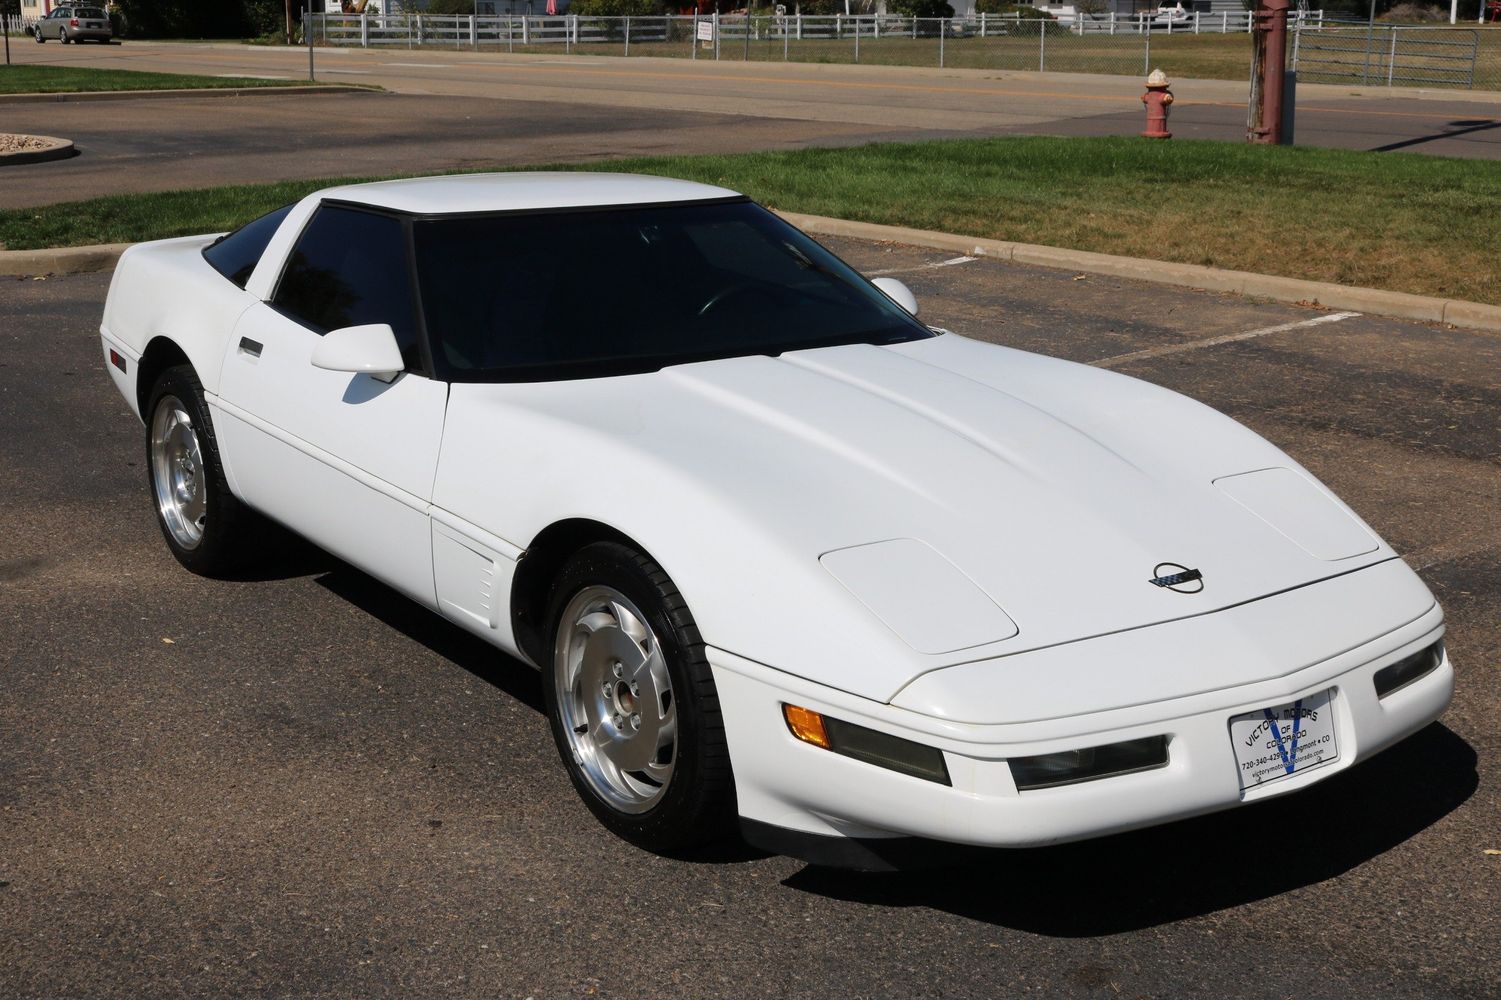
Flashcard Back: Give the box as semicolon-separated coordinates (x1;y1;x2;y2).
4;135;1500;305
0;65;303;95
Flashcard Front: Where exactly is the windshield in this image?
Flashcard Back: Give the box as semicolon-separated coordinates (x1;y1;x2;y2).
412;199;932;382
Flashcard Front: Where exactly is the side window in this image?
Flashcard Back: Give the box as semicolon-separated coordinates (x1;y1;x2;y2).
202;203;294;290
272;205;423;371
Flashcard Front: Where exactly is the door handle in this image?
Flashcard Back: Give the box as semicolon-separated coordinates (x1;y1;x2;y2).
238;337;264;358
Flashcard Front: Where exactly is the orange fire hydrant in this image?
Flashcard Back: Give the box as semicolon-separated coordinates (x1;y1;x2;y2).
1141;69;1173;140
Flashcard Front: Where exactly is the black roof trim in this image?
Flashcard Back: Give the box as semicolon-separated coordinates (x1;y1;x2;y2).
318;193;752;223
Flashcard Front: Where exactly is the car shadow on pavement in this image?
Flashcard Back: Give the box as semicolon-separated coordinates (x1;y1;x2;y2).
312;562;773;864
210;523;341;583
782;722;1476;936
314;564;546;715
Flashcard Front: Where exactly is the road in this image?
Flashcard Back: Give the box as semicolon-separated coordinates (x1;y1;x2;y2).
2;41;1500;210
2;239;1497;999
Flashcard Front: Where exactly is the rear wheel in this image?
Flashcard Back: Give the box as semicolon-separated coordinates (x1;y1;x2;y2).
543;542;735;852
145;365;261;576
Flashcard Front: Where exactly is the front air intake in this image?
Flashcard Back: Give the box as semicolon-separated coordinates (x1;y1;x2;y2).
1374;641;1444;699
1010;736;1170;791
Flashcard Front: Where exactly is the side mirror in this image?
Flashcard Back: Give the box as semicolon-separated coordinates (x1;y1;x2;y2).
871;277;919;318
311;323;404;381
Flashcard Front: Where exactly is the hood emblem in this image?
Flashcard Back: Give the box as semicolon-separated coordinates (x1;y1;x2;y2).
1150;563;1204;593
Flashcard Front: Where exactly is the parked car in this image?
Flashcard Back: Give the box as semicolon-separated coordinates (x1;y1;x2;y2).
1152;2;1191;26
33;5;113;43
99;173;1452;868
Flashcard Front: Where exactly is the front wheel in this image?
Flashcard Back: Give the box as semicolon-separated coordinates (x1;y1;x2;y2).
145;365;262;576
34;28;44;42
543;542;735;853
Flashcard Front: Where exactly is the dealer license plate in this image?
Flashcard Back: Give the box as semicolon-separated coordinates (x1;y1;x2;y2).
1229;689;1339;790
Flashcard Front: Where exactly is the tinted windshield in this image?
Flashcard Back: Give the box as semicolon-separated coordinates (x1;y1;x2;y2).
78;8;107;16
412;199;932;382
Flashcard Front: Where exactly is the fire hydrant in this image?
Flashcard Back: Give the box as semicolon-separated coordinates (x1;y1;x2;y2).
1141;69;1173;140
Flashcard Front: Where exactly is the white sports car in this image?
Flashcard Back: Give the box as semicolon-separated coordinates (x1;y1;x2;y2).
100;173;1452;868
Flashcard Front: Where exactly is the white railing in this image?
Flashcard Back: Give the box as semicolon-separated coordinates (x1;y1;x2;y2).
309;11;1327;49
319;14;675;49
1072;11;1325;35
4;14;43;35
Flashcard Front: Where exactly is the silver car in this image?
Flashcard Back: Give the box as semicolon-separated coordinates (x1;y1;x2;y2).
34;6;113;43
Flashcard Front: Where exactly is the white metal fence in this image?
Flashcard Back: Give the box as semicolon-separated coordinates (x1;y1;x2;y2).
303;11;1349;78
309;10;1327;51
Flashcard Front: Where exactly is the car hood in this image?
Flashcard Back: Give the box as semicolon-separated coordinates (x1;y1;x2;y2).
437;332;1396;703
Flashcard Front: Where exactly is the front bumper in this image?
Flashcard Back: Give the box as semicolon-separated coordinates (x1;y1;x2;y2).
712;562;1451;861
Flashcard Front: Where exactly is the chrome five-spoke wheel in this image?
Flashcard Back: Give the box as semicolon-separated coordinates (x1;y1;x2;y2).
144;364;261;576
543;541;734;851
150;394;207;550
554;585;677;814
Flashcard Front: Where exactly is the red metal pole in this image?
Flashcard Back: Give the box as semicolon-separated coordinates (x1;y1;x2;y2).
1249;0;1290;144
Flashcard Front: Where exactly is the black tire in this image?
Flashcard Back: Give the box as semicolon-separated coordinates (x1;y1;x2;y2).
543;542;736;853
143;365;262;576
59;29;68;43
34;28;44;42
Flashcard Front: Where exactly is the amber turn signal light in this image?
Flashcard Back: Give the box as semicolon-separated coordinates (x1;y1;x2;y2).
781;703;951;785
782;704;831;749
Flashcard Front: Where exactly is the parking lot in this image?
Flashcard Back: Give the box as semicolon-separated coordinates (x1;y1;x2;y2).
5;41;1501;217
1;236;1497;998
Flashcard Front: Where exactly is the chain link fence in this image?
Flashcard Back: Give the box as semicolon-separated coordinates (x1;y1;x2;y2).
11;10;1496;95
307;11;1342;80
1293;22;1499;90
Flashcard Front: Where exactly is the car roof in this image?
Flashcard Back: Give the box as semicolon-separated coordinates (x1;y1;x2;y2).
313;172;744;216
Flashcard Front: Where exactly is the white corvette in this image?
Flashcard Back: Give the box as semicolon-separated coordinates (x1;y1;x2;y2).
100;173;1452;868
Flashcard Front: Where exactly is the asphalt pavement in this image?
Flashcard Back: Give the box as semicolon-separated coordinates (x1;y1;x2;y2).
0;89;945;211
2;239;1497;999
3;41;1501;211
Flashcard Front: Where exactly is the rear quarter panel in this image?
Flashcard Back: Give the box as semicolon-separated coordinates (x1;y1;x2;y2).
100;235;260;420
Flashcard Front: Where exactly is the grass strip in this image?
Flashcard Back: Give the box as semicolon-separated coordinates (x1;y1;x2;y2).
605;32;1259;82
3;135;1499;305
0;65;302;94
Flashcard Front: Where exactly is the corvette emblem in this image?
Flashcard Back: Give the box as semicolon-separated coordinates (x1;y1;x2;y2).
1150;563;1204;593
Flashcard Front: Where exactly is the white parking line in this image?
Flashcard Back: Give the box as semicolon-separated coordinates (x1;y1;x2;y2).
1092;312;1361;369
322;69;373;75
866;256;978;277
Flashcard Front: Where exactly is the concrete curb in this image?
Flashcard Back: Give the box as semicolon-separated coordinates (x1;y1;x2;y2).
776;212;1501;335
0;84;370;105
0;242;132;277
6;219;1501;336
0;134;76;166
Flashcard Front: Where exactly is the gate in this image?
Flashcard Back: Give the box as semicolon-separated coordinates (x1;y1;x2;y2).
1293;25;1479;89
